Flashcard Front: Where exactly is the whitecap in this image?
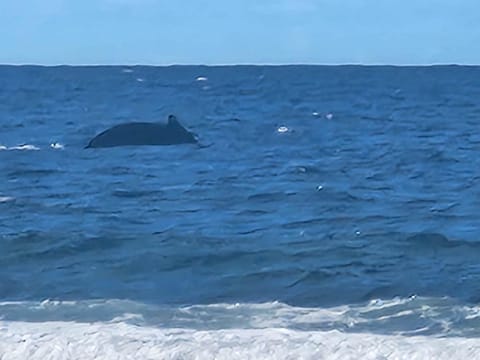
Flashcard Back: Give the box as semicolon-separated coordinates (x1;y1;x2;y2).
50;142;64;150
0;320;477;359
0;297;476;359
136;78;144;82
0;145;7;150
196;76;208;81
122;68;134;73
0;196;14;203
277;126;289;133
9;144;40;151
325;113;334;120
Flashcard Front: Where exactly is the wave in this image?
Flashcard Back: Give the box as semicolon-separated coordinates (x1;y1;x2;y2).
0;293;480;359
1;297;480;359
1;297;480;336
0;143;64;151
0;144;40;151
1;319;479;360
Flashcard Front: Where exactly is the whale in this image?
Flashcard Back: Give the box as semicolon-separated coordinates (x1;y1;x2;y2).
85;115;197;148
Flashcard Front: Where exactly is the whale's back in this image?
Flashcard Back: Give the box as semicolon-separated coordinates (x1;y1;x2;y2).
86;118;197;148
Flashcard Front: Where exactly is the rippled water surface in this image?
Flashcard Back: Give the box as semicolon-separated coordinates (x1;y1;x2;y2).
1;65;480;344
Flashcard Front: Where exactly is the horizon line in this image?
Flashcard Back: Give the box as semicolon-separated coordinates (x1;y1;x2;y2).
1;62;480;67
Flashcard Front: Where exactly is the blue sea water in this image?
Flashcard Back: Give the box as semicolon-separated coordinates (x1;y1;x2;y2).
1;65;480;357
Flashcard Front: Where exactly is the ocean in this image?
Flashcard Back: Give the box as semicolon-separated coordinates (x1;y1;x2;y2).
1;65;480;359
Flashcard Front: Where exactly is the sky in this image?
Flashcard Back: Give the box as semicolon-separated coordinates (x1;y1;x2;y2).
1;0;479;65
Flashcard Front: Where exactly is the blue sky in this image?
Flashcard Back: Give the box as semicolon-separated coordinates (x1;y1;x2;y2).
1;0;479;65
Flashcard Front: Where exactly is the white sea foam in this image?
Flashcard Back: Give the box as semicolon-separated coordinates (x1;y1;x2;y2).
196;76;208;81
0;196;14;203
0;143;64;151
6;144;40;151
0;320;479;360
1;298;479;359
50;142;64;149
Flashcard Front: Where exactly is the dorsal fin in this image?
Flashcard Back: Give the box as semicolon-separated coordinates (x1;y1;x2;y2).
167;114;180;127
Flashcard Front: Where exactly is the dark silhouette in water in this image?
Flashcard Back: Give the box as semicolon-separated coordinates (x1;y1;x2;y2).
85;115;197;148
